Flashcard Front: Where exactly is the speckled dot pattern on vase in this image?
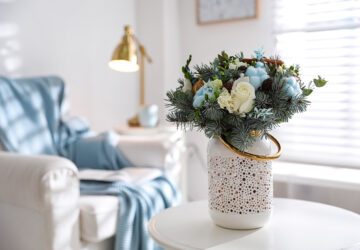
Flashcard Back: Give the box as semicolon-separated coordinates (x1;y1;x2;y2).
208;155;272;215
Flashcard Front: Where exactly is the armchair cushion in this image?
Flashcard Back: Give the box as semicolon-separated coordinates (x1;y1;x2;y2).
79;195;118;243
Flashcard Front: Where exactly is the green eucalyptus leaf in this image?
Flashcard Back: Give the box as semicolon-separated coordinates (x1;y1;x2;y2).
302;88;313;96
222;51;229;60
313;76;327;87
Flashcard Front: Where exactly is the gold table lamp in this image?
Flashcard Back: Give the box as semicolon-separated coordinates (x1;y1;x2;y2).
108;25;152;126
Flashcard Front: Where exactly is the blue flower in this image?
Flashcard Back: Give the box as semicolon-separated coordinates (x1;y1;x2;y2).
253;48;265;61
245;62;269;90
193;81;219;108
283;77;302;97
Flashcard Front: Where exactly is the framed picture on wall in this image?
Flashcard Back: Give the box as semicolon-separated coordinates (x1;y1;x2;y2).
197;0;259;25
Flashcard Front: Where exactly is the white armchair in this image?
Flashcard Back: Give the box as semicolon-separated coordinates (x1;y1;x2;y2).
0;130;184;250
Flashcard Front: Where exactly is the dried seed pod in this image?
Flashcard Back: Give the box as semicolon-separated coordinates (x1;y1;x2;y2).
223;80;234;92
239;66;247;71
192;79;204;94
260;78;273;91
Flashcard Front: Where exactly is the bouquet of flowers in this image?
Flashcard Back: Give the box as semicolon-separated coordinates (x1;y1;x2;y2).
166;49;327;151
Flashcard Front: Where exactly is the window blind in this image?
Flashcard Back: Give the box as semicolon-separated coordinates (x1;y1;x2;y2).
273;0;360;168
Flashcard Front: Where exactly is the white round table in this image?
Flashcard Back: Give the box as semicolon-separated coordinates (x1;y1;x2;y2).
148;198;360;250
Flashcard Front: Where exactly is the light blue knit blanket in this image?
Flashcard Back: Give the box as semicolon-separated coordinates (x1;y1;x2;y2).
0;75;89;155
0;75;180;250
80;176;180;250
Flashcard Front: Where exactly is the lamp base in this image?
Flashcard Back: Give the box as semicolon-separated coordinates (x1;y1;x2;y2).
127;114;141;127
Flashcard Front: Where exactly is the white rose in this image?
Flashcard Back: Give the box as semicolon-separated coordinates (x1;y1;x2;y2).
218;79;255;114
182;79;192;92
231;81;255;114
233;74;250;87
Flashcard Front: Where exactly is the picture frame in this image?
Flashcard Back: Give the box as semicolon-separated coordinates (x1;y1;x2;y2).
197;0;259;25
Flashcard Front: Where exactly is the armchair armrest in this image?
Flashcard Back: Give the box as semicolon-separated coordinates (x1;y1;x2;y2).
0;152;81;250
116;130;186;192
117;130;185;170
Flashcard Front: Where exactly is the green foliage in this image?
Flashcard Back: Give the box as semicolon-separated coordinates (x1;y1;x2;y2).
176;78;185;90
203;103;224;121
314;76;327;87
165;51;327;152
300;75;327;97
182;55;194;81
302;88;313;96
194;64;217;82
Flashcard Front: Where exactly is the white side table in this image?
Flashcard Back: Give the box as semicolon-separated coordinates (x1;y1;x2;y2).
148;198;360;250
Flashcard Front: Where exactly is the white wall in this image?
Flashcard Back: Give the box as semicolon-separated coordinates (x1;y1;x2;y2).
0;0;276;200
177;0;276;200
135;0;182;123
179;0;276;65
0;0;138;131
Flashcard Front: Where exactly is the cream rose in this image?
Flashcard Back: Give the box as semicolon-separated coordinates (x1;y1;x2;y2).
231;80;256;113
217;78;255;114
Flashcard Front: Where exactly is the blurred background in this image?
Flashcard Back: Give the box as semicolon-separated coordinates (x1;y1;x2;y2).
1;0;359;211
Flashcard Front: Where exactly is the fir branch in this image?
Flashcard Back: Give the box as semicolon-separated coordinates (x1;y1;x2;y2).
165;50;325;152
224;113;244;127
203;103;224;121
194;64;218;82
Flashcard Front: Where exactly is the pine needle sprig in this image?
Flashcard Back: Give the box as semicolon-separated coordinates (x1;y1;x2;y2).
165;50;326;152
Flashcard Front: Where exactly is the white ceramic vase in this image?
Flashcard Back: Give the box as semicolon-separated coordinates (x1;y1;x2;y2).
207;136;273;229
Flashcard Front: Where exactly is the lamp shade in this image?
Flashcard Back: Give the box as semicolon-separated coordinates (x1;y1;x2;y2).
108;26;139;72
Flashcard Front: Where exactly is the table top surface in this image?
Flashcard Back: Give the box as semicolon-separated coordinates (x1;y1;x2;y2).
148;198;360;250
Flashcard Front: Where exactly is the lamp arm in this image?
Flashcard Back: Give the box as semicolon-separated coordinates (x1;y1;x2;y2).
132;34;152;63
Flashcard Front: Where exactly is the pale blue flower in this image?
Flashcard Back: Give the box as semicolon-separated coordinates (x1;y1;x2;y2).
283;76;302;97
245;62;269;90
193;81;219;108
